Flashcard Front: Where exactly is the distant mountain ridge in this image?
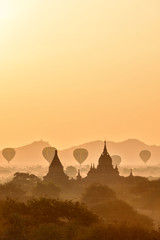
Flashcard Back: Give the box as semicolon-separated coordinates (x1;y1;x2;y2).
0;139;160;167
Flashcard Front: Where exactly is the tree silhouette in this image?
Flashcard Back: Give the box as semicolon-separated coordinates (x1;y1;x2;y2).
81;184;116;206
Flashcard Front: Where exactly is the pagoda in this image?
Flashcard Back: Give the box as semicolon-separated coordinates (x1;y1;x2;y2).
86;141;120;183
43;149;69;186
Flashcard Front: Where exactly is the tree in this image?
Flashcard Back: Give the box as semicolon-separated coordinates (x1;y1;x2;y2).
81;184;116;206
1;198;99;227
32;182;61;198
91;200;153;228
12;172;41;193
65;166;77;179
0;182;25;200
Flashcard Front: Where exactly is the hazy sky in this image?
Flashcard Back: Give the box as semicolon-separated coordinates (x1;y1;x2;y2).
0;0;160;149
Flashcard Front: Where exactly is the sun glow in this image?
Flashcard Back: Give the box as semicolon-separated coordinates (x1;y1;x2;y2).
0;2;11;20
0;0;160;148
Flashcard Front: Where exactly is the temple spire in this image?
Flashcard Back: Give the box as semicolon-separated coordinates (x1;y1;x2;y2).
54;149;58;157
129;169;133;177
103;140;107;155
50;149;63;168
78;169;81;176
77;169;82;180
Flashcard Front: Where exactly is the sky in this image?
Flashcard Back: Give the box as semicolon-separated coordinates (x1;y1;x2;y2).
0;0;160;149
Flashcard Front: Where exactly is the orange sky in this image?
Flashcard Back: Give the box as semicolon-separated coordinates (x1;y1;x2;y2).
0;0;160;149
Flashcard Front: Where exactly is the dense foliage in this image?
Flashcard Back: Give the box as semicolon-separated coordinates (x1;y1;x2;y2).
0;174;160;239
81;184;153;228
0;198;159;240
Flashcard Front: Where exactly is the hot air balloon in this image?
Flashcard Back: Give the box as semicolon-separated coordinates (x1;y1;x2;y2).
73;148;88;166
2;148;16;163
139;150;151;165
42;147;56;164
111;155;122;167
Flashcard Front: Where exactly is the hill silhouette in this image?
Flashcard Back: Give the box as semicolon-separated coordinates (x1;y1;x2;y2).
0;139;160;167
0;140;50;166
59;139;160;167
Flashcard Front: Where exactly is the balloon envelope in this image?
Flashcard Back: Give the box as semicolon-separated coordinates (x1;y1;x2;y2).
139;150;151;163
42;147;56;164
111;155;122;166
73;148;88;165
2;148;16;163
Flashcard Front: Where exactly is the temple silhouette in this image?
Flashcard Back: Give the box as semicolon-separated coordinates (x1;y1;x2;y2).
86;141;119;183
44;141;147;187
44;149;69;186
